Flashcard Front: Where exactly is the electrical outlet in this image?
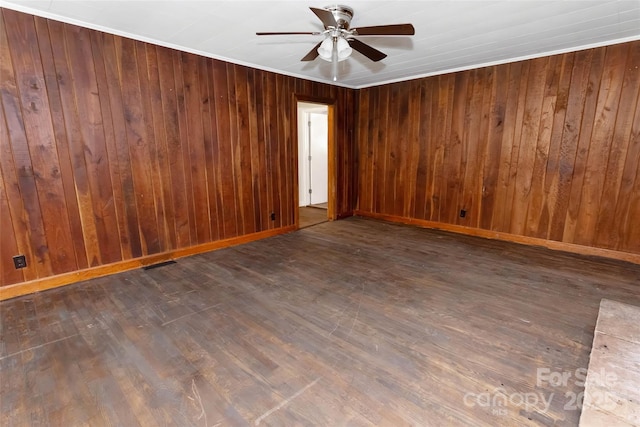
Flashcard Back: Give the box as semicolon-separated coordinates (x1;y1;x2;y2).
460;209;466;218
13;255;27;269
270;212;276;221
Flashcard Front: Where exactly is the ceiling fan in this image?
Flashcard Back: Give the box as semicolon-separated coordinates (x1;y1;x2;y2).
256;5;415;81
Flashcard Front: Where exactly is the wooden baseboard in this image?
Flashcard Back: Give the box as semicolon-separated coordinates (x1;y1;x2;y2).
335;211;354;220
354;210;640;265
0;225;296;301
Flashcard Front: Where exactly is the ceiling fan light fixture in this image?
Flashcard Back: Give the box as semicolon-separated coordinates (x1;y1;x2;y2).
317;37;352;62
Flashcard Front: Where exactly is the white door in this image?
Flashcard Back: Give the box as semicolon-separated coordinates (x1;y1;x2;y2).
308;112;328;205
298;103;328;207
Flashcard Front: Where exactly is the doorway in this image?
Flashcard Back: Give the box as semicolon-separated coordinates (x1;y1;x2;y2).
297;102;329;228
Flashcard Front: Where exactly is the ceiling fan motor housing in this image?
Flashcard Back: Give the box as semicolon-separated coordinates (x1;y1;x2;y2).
325;5;354;29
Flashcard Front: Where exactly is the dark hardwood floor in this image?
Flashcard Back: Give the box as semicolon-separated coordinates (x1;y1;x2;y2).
1;217;639;426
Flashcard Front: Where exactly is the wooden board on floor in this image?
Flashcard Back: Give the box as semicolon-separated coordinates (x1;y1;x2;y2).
579;299;640;426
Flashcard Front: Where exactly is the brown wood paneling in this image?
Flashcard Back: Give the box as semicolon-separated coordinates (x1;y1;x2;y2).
1;19;46;281
356;40;640;257
46;19;103;268
547;51;591;243
233;65;256;235
593;42;640;249
536;53;575;239
562;47;606;245
0;8;356;290
200;57;221;243
614;47;640;254
36;18;89;269
66;24;122;265
145;44;176;250
479;65;508;231
100;32;144;259
3;12;76;275
156;47;188;249
573;44;628;248
181;51;210;244
0;147;24;285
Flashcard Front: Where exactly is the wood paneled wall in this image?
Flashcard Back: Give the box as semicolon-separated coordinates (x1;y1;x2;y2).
356;41;640;257
2;8;638;293
0;9;356;289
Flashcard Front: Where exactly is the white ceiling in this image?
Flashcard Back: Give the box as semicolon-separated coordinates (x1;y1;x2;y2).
1;0;639;89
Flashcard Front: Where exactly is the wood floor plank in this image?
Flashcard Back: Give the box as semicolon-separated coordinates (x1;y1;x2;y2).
1;217;639;426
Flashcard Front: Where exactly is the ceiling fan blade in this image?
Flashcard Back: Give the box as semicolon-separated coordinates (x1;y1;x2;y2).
310;7;338;28
348;38;387;62
301;42;323;61
256;32;321;36
352;23;415;36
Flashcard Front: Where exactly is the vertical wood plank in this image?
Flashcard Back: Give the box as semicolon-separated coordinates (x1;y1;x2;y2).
440;73;468;224
612;54;640;253
200;57;221;241
0;10;53;279
356;89;370;212
228;64;245;232
5;11;79;275
509;57;548;236
246;69;263;232
119;38;161;255
36;17;89;268
525;55;561;238
145;45;177;250
457;69;481;226
472;68;493;229
99;33;144;258
377;86;390;214
393;83;409;217
173;50;197;246
156;47;189;248
594;43;640;249
213;60;238;238
622;157;640;253
413;81;430;220
64;23;121;264
88;30;130;260
46;18;102;267
423;80;439;221
405;81;421;218
548;50;592;242
480;65;508;231
430;77;449;222
141;44;171;252
572;44;625;247
234;65;256;234
441;75;456;223
0;114;25;285
1;14;39;283
540;53;575;240
253;69;270;230
563;47;606;244
263;71;277;231
181;51;210;244
491;61;523;231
